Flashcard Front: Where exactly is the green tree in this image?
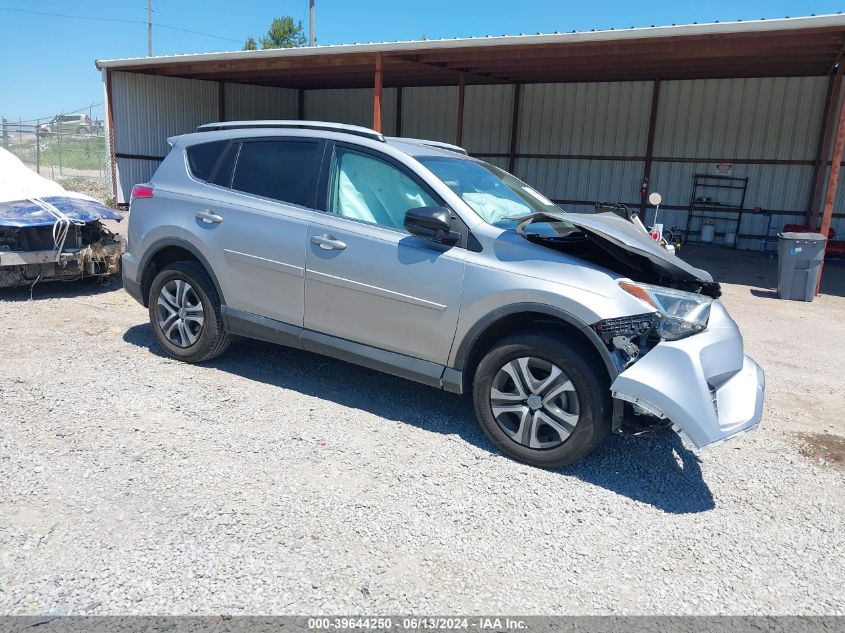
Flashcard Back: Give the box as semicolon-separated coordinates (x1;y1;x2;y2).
253;16;307;49
243;17;306;50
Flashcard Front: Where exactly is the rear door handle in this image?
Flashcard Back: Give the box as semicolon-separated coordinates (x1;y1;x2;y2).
311;234;347;250
195;210;223;224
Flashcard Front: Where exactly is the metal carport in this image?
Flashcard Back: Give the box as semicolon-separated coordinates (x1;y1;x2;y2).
97;14;845;260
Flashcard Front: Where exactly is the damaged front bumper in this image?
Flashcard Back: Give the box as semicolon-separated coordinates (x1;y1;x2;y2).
0;241;122;288
0;189;125;288
610;301;765;449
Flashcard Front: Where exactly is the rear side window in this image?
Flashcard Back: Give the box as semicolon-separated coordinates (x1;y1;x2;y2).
210;142;238;188
186;141;227;182
231;140;322;208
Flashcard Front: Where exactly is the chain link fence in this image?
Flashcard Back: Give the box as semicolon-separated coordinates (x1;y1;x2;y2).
1;119;111;204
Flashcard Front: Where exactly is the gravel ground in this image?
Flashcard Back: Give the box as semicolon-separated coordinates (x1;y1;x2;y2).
0;244;843;615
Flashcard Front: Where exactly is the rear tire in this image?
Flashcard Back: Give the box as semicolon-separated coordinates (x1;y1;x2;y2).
472;332;610;468
147;261;229;363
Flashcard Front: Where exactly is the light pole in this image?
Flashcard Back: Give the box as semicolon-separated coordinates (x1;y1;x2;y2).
309;0;315;46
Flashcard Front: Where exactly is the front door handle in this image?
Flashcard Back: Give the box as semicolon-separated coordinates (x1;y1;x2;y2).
195;210;223;224
311;234;347;251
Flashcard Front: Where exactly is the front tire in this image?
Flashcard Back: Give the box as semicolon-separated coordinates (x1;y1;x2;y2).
472;332;610;468
147;261;229;363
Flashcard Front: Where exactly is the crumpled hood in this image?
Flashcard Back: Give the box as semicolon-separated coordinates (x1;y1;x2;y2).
517;211;717;292
0;147;122;227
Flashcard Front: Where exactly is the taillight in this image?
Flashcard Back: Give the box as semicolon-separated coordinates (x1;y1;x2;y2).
130;184;154;203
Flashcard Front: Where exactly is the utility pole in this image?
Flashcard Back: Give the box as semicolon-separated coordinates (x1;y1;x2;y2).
309;0;315;46
147;0;153;56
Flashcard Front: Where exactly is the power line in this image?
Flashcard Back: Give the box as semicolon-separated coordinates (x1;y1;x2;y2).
12;103;104;124
0;7;139;25
155;22;240;43
0;6;241;43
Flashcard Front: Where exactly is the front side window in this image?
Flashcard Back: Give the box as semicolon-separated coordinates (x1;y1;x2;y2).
328;147;436;230
232;140;322;208
418;156;559;226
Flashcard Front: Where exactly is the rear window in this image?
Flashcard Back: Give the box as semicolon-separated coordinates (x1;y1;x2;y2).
186;141;227;182
231;140;322;208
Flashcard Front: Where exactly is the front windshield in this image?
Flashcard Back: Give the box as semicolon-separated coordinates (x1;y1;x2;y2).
418;156;560;226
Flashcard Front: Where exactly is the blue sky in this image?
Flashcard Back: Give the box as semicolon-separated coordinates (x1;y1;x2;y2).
0;0;842;122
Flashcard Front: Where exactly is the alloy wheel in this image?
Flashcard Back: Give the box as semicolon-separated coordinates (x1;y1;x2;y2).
156;279;205;348
489;357;580;449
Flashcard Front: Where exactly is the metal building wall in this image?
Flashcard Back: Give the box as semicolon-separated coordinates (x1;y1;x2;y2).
304;88;398;135
110;71;218;203
401;86;459;142
461;84;514;156
515;81;653;211
223;83;298;121
108;70;843;245
649;76;829;249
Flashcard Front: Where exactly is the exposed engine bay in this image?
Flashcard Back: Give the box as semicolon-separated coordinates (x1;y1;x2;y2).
516;211;722;299
514;209;729;436
0;220;121;288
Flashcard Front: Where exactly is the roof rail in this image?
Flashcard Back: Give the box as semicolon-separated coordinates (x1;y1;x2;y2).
388;136;468;155
196;120;385;142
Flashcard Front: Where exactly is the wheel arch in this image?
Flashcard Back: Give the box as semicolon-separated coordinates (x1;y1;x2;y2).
139;238;225;307
450;303;617;393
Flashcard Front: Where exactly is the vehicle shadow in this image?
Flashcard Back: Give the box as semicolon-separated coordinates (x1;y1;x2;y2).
123;323;715;514
559;430;714;513
0;276;121;302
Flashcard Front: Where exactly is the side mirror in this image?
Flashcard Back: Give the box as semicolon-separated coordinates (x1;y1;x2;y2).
404;206;458;244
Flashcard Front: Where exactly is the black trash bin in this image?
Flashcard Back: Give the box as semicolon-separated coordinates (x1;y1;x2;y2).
776;232;827;301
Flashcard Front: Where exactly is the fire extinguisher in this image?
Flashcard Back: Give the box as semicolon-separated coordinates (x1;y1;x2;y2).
640;176;649;208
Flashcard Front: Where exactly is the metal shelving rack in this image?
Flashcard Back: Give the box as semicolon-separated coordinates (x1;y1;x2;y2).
684;174;749;248
760;212;779;257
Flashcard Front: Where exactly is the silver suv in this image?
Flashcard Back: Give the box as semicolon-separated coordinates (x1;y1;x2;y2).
38;114;95;136
123;121;764;468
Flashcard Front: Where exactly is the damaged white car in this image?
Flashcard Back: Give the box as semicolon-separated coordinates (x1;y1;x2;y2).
0;148;122;288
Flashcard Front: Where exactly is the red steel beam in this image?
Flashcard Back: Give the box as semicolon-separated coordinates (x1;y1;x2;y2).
508;83;522;174
373;53;383;132
817;76;845;293
395;86;403;136
456;72;466;145
410;31;844;64
640;79;661;216
809;65;843;226
217;82;226;121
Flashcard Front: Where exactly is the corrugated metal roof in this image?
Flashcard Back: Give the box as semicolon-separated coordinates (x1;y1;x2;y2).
96;14;845;69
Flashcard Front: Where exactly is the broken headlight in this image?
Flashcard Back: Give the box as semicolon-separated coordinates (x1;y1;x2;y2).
618;281;712;340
